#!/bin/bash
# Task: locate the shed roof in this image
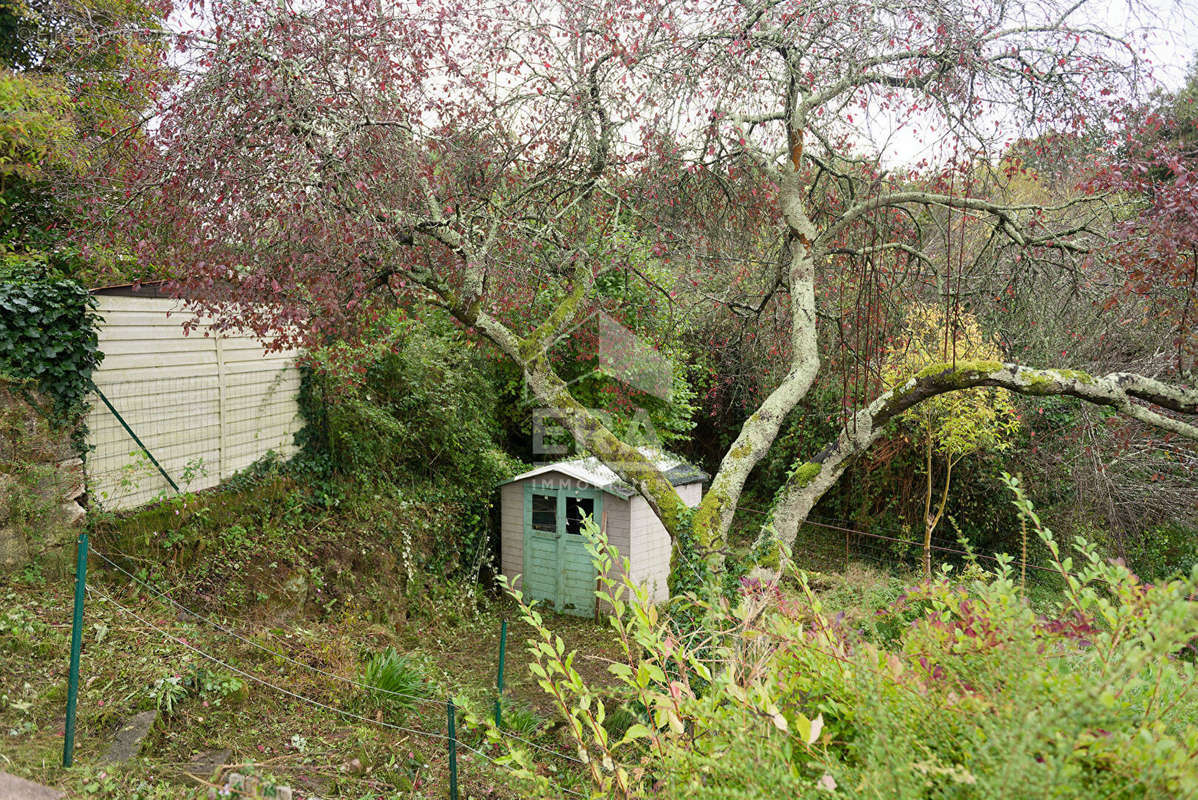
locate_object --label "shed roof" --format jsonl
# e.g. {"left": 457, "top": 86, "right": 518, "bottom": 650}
{"left": 90, "top": 280, "right": 172, "bottom": 298}
{"left": 501, "top": 449, "right": 707, "bottom": 499}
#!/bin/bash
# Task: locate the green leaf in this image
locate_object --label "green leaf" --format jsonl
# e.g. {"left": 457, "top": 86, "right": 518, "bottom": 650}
{"left": 608, "top": 663, "right": 633, "bottom": 680}
{"left": 618, "top": 723, "right": 652, "bottom": 746}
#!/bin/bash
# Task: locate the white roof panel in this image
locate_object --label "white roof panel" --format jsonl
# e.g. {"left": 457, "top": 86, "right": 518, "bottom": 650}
{"left": 501, "top": 448, "right": 707, "bottom": 498}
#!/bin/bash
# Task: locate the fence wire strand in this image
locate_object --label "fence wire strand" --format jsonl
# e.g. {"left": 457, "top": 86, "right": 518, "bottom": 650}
{"left": 79, "top": 502, "right": 1096, "bottom": 800}
{"left": 88, "top": 546, "right": 446, "bottom": 711}
{"left": 87, "top": 584, "right": 454, "bottom": 741}
{"left": 85, "top": 585, "right": 587, "bottom": 798}
{"left": 88, "top": 546, "right": 589, "bottom": 775}
{"left": 735, "top": 504, "right": 1062, "bottom": 575}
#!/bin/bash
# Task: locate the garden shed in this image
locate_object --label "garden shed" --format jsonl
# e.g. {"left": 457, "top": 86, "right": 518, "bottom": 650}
{"left": 498, "top": 451, "right": 706, "bottom": 616}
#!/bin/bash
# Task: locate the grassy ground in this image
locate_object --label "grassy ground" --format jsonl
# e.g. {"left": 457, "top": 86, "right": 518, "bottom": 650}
{"left": 1, "top": 568, "right": 620, "bottom": 799}
{"left": 0, "top": 472, "right": 623, "bottom": 800}
{"left": 3, "top": 463, "right": 1081, "bottom": 799}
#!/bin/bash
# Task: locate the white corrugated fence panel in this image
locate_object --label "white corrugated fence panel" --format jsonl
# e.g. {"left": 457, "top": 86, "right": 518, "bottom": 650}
{"left": 85, "top": 295, "right": 303, "bottom": 510}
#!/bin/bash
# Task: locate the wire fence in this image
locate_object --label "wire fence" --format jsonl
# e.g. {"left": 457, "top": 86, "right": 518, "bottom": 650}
{"left": 67, "top": 501, "right": 1078, "bottom": 798}
{"left": 85, "top": 372, "right": 301, "bottom": 512}
{"left": 805, "top": 514, "right": 1060, "bottom": 575}
{"left": 736, "top": 503, "right": 1062, "bottom": 579}
{"left": 77, "top": 543, "right": 588, "bottom": 799}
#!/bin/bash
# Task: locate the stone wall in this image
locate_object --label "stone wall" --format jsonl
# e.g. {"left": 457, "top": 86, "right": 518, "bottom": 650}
{"left": 0, "top": 382, "right": 84, "bottom": 573}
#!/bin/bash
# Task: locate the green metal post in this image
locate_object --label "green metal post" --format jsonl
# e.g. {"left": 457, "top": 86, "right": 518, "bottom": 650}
{"left": 447, "top": 697, "right": 459, "bottom": 800}
{"left": 90, "top": 383, "right": 179, "bottom": 493}
{"left": 494, "top": 619, "right": 507, "bottom": 728}
{"left": 62, "top": 531, "right": 88, "bottom": 767}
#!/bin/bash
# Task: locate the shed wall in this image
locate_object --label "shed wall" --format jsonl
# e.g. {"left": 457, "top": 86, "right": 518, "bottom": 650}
{"left": 628, "top": 480, "right": 703, "bottom": 605}
{"left": 85, "top": 295, "right": 302, "bottom": 510}
{"left": 675, "top": 482, "right": 703, "bottom": 507}
{"left": 499, "top": 482, "right": 524, "bottom": 583}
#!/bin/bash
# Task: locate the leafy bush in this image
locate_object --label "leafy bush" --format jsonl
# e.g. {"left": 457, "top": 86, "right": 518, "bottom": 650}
{"left": 0, "top": 274, "right": 100, "bottom": 429}
{"left": 304, "top": 311, "right": 510, "bottom": 485}
{"left": 495, "top": 481, "right": 1198, "bottom": 799}
{"left": 183, "top": 665, "right": 248, "bottom": 707}
{"left": 149, "top": 675, "right": 186, "bottom": 716}
{"left": 1123, "top": 520, "right": 1198, "bottom": 583}
{"left": 149, "top": 664, "right": 247, "bottom": 716}
{"left": 361, "top": 647, "right": 430, "bottom": 720}
{"left": 298, "top": 311, "right": 521, "bottom": 576}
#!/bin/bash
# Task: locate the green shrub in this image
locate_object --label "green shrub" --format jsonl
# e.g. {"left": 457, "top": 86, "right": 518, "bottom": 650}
{"left": 149, "top": 664, "right": 247, "bottom": 716}
{"left": 305, "top": 310, "right": 510, "bottom": 486}
{"left": 0, "top": 274, "right": 100, "bottom": 429}
{"left": 361, "top": 647, "right": 430, "bottom": 719}
{"left": 183, "top": 665, "right": 248, "bottom": 707}
{"left": 299, "top": 311, "right": 522, "bottom": 576}
{"left": 1124, "top": 521, "right": 1198, "bottom": 583}
{"left": 496, "top": 483, "right": 1198, "bottom": 799}
{"left": 149, "top": 675, "right": 186, "bottom": 716}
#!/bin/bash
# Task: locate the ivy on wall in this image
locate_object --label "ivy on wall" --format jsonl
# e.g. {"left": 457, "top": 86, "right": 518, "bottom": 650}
{"left": 0, "top": 274, "right": 101, "bottom": 429}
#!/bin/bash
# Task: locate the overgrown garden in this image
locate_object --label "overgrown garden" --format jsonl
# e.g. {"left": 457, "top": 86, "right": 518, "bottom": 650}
{"left": 1, "top": 0, "right": 1196, "bottom": 796}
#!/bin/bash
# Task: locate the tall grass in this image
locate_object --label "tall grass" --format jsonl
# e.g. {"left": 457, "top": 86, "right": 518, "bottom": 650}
{"left": 361, "top": 647, "right": 430, "bottom": 719}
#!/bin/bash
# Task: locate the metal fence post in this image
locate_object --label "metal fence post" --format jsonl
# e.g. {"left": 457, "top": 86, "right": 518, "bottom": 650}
{"left": 62, "top": 530, "right": 88, "bottom": 767}
{"left": 447, "top": 697, "right": 459, "bottom": 800}
{"left": 90, "top": 383, "right": 179, "bottom": 494}
{"left": 494, "top": 619, "right": 507, "bottom": 728}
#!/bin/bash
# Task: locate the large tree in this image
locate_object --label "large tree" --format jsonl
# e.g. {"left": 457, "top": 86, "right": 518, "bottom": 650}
{"left": 1, "top": 0, "right": 167, "bottom": 267}
{"left": 105, "top": 0, "right": 1198, "bottom": 583}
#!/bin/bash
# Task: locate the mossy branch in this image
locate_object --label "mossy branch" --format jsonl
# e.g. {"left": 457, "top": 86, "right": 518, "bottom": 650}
{"left": 758, "top": 362, "right": 1198, "bottom": 564}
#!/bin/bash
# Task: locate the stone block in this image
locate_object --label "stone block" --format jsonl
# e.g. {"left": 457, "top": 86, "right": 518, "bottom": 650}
{"left": 58, "top": 501, "right": 85, "bottom": 526}
{"left": 0, "top": 526, "right": 29, "bottom": 569}
{"left": 100, "top": 710, "right": 158, "bottom": 763}
{"left": 0, "top": 771, "right": 65, "bottom": 800}
{"left": 56, "top": 458, "right": 85, "bottom": 501}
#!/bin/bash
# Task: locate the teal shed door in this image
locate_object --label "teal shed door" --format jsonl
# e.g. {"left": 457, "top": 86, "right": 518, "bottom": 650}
{"left": 523, "top": 485, "right": 601, "bottom": 617}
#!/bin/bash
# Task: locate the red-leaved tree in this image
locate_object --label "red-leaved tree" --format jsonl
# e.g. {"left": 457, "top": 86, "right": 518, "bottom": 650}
{"left": 96, "top": 0, "right": 1198, "bottom": 582}
{"left": 1085, "top": 115, "right": 1198, "bottom": 375}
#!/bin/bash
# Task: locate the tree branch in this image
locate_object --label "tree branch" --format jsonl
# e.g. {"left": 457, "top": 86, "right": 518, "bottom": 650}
{"left": 759, "top": 363, "right": 1198, "bottom": 558}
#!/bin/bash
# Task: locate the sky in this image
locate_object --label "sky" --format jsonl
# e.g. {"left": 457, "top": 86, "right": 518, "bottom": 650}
{"left": 167, "top": 0, "right": 1198, "bottom": 82}
{"left": 1113, "top": 0, "right": 1196, "bottom": 89}
{"left": 866, "top": 0, "right": 1198, "bottom": 167}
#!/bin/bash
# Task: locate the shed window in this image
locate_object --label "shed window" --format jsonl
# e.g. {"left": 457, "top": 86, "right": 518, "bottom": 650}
{"left": 565, "top": 496, "right": 595, "bottom": 535}
{"left": 531, "top": 493, "right": 557, "bottom": 532}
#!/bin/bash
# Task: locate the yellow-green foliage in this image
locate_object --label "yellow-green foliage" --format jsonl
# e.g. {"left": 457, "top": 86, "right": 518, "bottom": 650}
{"left": 884, "top": 304, "right": 1020, "bottom": 458}
{"left": 1, "top": 0, "right": 167, "bottom": 134}
{"left": 0, "top": 69, "right": 78, "bottom": 181}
